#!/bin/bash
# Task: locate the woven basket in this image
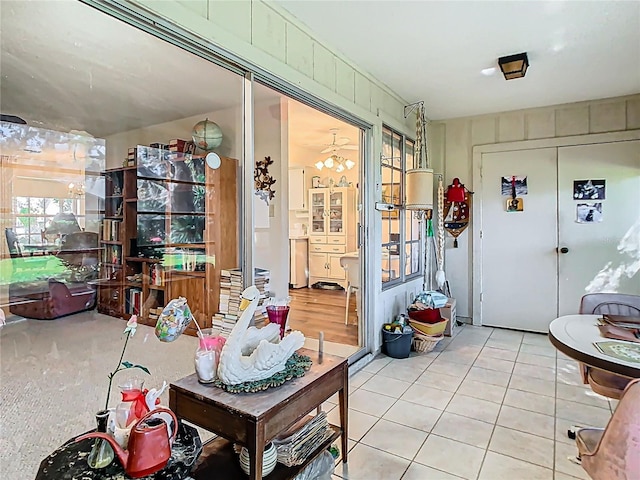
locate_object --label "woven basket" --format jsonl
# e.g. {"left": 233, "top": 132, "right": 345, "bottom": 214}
{"left": 412, "top": 333, "right": 444, "bottom": 353}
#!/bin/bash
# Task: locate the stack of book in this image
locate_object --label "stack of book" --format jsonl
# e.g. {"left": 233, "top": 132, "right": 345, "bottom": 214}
{"left": 211, "top": 313, "right": 239, "bottom": 338}
{"left": 148, "top": 307, "right": 163, "bottom": 324}
{"left": 271, "top": 412, "right": 332, "bottom": 467}
{"left": 215, "top": 268, "right": 271, "bottom": 334}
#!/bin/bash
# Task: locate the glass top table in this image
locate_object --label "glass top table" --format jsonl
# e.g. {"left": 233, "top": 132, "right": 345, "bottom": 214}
{"left": 549, "top": 314, "right": 640, "bottom": 378}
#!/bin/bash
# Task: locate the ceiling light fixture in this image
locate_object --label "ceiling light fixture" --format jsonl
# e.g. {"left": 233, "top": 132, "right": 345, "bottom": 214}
{"left": 498, "top": 52, "right": 529, "bottom": 80}
{"left": 315, "top": 154, "right": 355, "bottom": 172}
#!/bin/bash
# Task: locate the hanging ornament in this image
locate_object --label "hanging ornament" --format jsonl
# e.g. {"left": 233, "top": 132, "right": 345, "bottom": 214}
{"left": 443, "top": 178, "right": 473, "bottom": 248}
{"left": 435, "top": 176, "right": 446, "bottom": 288}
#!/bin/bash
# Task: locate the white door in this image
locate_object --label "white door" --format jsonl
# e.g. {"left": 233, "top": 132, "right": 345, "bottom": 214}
{"left": 480, "top": 148, "right": 559, "bottom": 332}
{"left": 557, "top": 141, "right": 640, "bottom": 315}
{"left": 480, "top": 141, "right": 640, "bottom": 332}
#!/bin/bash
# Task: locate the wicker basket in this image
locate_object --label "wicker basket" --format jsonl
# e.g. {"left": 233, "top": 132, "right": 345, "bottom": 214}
{"left": 412, "top": 333, "right": 444, "bottom": 353}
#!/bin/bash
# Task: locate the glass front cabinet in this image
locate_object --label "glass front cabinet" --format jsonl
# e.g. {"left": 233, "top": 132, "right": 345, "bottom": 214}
{"left": 307, "top": 187, "right": 357, "bottom": 288}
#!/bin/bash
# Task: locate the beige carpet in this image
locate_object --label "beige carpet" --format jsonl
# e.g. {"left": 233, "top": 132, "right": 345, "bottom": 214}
{"left": 0, "top": 310, "right": 198, "bottom": 480}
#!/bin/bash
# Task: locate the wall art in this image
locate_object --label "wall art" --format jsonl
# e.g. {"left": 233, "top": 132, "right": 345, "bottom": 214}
{"left": 506, "top": 198, "right": 524, "bottom": 212}
{"left": 501, "top": 175, "right": 528, "bottom": 196}
{"left": 574, "top": 179, "right": 605, "bottom": 200}
{"left": 576, "top": 202, "right": 603, "bottom": 223}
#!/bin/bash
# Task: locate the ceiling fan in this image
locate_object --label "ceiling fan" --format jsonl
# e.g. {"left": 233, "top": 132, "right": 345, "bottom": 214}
{"left": 318, "top": 129, "right": 358, "bottom": 154}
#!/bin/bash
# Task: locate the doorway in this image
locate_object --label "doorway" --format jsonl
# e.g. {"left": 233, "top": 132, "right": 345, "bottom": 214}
{"left": 251, "top": 84, "right": 364, "bottom": 356}
{"left": 478, "top": 139, "right": 640, "bottom": 332}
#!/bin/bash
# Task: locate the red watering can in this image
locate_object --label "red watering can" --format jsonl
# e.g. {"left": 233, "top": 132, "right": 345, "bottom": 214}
{"left": 76, "top": 407, "right": 177, "bottom": 478}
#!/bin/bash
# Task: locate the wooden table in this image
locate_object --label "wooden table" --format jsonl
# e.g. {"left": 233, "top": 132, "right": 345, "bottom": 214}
{"left": 549, "top": 314, "right": 640, "bottom": 378}
{"left": 169, "top": 348, "right": 348, "bottom": 479}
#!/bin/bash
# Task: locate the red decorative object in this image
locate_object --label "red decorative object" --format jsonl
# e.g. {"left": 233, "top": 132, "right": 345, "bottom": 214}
{"left": 446, "top": 178, "right": 466, "bottom": 203}
{"left": 266, "top": 305, "right": 290, "bottom": 339}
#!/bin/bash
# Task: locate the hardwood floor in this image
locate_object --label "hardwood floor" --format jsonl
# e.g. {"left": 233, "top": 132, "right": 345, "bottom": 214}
{"left": 287, "top": 287, "right": 359, "bottom": 346}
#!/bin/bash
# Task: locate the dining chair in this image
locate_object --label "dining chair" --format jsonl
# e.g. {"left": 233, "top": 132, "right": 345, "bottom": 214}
{"left": 577, "top": 293, "right": 640, "bottom": 399}
{"left": 571, "top": 378, "right": 640, "bottom": 480}
{"left": 339, "top": 255, "right": 359, "bottom": 325}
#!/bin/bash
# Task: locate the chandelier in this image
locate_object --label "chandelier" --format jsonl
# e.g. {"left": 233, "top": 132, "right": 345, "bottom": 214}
{"left": 68, "top": 182, "right": 85, "bottom": 197}
{"left": 314, "top": 154, "right": 355, "bottom": 173}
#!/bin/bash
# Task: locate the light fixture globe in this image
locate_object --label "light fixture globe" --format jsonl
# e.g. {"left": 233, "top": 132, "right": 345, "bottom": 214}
{"left": 324, "top": 156, "right": 335, "bottom": 168}
{"left": 315, "top": 160, "right": 324, "bottom": 170}
{"left": 345, "top": 159, "right": 355, "bottom": 170}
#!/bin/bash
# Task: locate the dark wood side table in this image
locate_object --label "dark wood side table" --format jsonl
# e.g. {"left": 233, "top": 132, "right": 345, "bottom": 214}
{"left": 169, "top": 348, "right": 348, "bottom": 480}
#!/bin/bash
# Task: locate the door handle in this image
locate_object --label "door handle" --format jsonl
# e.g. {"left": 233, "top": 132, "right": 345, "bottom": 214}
{"left": 558, "top": 247, "right": 569, "bottom": 254}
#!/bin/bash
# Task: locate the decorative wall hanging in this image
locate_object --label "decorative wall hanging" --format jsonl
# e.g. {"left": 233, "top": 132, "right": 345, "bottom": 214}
{"left": 254, "top": 156, "right": 276, "bottom": 203}
{"left": 501, "top": 175, "right": 528, "bottom": 196}
{"left": 503, "top": 175, "right": 525, "bottom": 212}
{"left": 574, "top": 179, "right": 605, "bottom": 200}
{"left": 576, "top": 202, "right": 603, "bottom": 223}
{"left": 443, "top": 178, "right": 473, "bottom": 248}
{"left": 506, "top": 198, "right": 524, "bottom": 212}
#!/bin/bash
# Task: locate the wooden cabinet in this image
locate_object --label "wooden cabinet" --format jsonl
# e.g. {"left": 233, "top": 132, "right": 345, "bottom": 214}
{"left": 97, "top": 146, "right": 238, "bottom": 334}
{"left": 288, "top": 168, "right": 306, "bottom": 210}
{"left": 307, "top": 187, "right": 356, "bottom": 289}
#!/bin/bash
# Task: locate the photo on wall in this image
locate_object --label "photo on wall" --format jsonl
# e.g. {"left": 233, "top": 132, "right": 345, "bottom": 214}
{"left": 501, "top": 175, "right": 528, "bottom": 196}
{"left": 506, "top": 197, "right": 524, "bottom": 212}
{"left": 576, "top": 202, "right": 603, "bottom": 223}
{"left": 574, "top": 179, "right": 605, "bottom": 200}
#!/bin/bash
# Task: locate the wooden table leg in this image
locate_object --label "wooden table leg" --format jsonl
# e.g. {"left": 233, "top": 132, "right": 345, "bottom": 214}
{"left": 338, "top": 363, "right": 349, "bottom": 463}
{"left": 247, "top": 420, "right": 265, "bottom": 480}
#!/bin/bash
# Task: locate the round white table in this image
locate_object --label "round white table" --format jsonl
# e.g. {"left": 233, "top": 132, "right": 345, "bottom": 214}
{"left": 549, "top": 314, "right": 640, "bottom": 378}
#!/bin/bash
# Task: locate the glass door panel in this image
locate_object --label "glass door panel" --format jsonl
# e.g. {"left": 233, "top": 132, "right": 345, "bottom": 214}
{"left": 329, "top": 191, "right": 344, "bottom": 234}
{"left": 311, "top": 191, "right": 326, "bottom": 234}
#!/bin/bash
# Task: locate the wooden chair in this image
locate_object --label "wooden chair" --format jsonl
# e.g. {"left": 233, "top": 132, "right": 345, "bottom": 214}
{"left": 572, "top": 378, "right": 640, "bottom": 480}
{"left": 578, "top": 293, "right": 640, "bottom": 399}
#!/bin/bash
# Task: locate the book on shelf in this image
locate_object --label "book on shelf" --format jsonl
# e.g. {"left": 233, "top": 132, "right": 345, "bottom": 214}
{"left": 125, "top": 288, "right": 142, "bottom": 315}
{"left": 150, "top": 263, "right": 165, "bottom": 286}
{"left": 101, "top": 245, "right": 122, "bottom": 265}
{"left": 102, "top": 219, "right": 121, "bottom": 242}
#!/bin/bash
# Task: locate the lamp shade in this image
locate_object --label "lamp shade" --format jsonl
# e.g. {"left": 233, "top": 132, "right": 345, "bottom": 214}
{"left": 405, "top": 168, "right": 434, "bottom": 210}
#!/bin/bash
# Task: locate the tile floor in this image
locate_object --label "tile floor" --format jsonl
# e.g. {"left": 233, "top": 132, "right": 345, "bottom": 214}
{"left": 1, "top": 312, "right": 613, "bottom": 479}
{"left": 325, "top": 325, "right": 614, "bottom": 480}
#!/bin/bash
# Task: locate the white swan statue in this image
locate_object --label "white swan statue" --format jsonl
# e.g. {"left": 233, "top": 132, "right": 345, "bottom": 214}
{"left": 217, "top": 286, "right": 305, "bottom": 385}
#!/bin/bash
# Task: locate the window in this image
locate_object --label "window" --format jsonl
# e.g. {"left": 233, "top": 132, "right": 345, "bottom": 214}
{"left": 12, "top": 196, "right": 80, "bottom": 244}
{"left": 381, "top": 126, "right": 422, "bottom": 287}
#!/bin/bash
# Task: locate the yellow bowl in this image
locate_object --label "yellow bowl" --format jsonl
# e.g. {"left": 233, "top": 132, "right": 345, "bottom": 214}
{"left": 409, "top": 318, "right": 448, "bottom": 336}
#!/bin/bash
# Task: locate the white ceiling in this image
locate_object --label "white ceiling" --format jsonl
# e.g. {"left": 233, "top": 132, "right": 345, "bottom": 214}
{"left": 276, "top": 1, "right": 640, "bottom": 120}
{"left": 0, "top": 0, "right": 246, "bottom": 137}
{"left": 0, "top": 0, "right": 358, "bottom": 163}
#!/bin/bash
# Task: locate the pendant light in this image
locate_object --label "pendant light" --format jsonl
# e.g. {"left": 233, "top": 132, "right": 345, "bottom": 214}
{"left": 405, "top": 103, "right": 434, "bottom": 210}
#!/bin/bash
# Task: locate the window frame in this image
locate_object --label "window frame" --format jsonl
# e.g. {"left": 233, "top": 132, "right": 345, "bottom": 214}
{"left": 12, "top": 196, "right": 81, "bottom": 244}
{"left": 381, "top": 125, "right": 422, "bottom": 289}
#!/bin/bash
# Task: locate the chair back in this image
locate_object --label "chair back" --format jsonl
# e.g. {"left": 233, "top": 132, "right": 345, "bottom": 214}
{"left": 581, "top": 378, "right": 640, "bottom": 479}
{"left": 339, "top": 255, "right": 360, "bottom": 289}
{"left": 5, "top": 228, "right": 22, "bottom": 257}
{"left": 579, "top": 293, "right": 640, "bottom": 316}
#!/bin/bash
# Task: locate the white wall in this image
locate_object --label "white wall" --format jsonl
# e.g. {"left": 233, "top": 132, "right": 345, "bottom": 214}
{"left": 431, "top": 94, "right": 640, "bottom": 320}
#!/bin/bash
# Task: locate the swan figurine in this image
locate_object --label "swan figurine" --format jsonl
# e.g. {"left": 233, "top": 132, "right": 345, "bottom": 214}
{"left": 217, "top": 286, "right": 305, "bottom": 385}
